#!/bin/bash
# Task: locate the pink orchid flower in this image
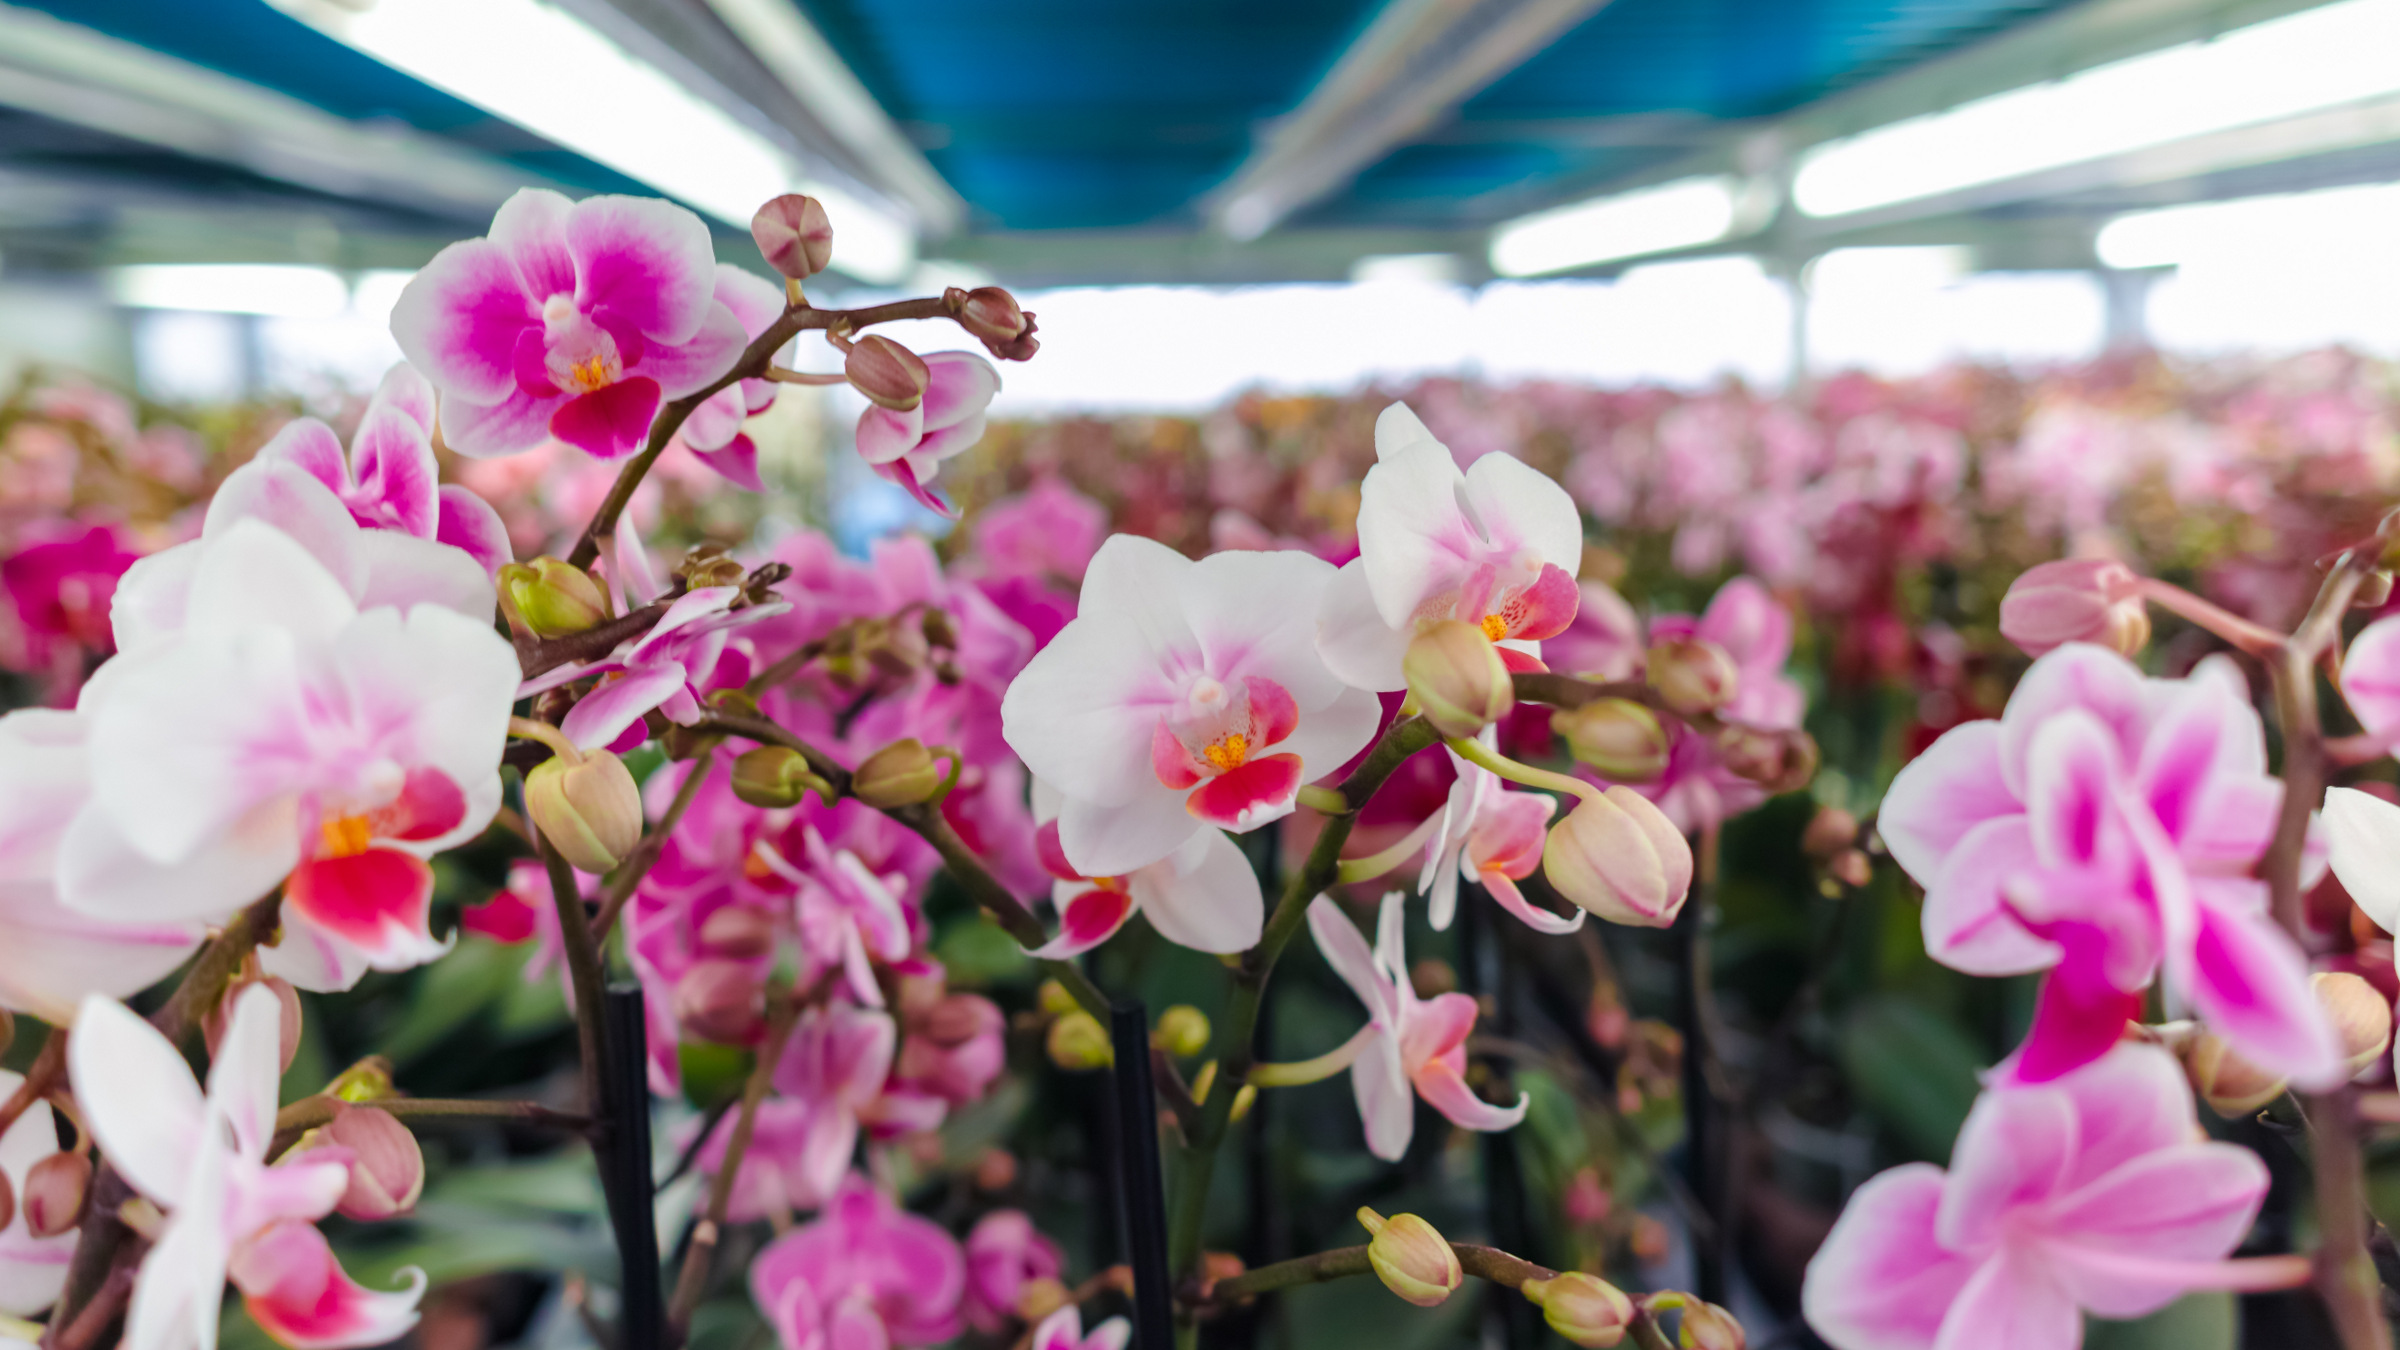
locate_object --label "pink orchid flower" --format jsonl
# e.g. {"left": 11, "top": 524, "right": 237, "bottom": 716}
{"left": 859, "top": 351, "right": 1001, "bottom": 518}
{"left": 1616, "top": 576, "right": 1807, "bottom": 833}
{"left": 962, "top": 1210, "right": 1062, "bottom": 1334}
{"left": 1417, "top": 750, "right": 1581, "bottom": 936}
{"left": 393, "top": 188, "right": 746, "bottom": 460}
{"left": 1880, "top": 644, "right": 2338, "bottom": 1087}
{"left": 1029, "top": 1306, "right": 1130, "bottom": 1350}
{"left": 1022, "top": 788, "right": 1263, "bottom": 958}
{"left": 1803, "top": 1043, "right": 2282, "bottom": 1350}
{"left": 254, "top": 364, "right": 512, "bottom": 576}
{"left": 2338, "top": 613, "right": 2400, "bottom": 756}
{"left": 1307, "top": 894, "right": 1528, "bottom": 1161}
{"left": 0, "top": 1069, "right": 74, "bottom": 1315}
{"left": 1, "top": 521, "right": 139, "bottom": 698}
{"left": 750, "top": 1175, "right": 966, "bottom": 1350}
{"left": 676, "top": 267, "right": 789, "bottom": 491}
{"left": 72, "top": 987, "right": 423, "bottom": 1350}
{"left": 1317, "top": 403, "right": 1583, "bottom": 692}
{"left": 757, "top": 824, "right": 919, "bottom": 1008}
{"left": 61, "top": 522, "right": 520, "bottom": 992}
{"left": 697, "top": 1004, "right": 896, "bottom": 1219}
{"left": 894, "top": 994, "right": 1005, "bottom": 1107}
{"left": 1002, "top": 535, "right": 1382, "bottom": 877}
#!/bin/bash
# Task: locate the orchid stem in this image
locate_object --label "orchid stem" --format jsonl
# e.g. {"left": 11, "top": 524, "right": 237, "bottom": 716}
{"left": 2135, "top": 578, "right": 2288, "bottom": 658}
{"left": 1334, "top": 811, "right": 1445, "bottom": 885}
{"left": 540, "top": 835, "right": 609, "bottom": 1116}
{"left": 591, "top": 748, "right": 717, "bottom": 942}
{"left": 509, "top": 716, "right": 584, "bottom": 765}
{"left": 667, "top": 988, "right": 799, "bottom": 1336}
{"left": 1446, "top": 735, "right": 1602, "bottom": 806}
{"left": 1247, "top": 1027, "right": 1372, "bottom": 1088}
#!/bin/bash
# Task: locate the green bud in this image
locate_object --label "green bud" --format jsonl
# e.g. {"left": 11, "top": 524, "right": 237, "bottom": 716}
{"left": 526, "top": 749, "right": 643, "bottom": 873}
{"left": 1403, "top": 619, "right": 1513, "bottom": 738}
{"left": 1153, "top": 1005, "right": 1211, "bottom": 1058}
{"left": 501, "top": 557, "right": 610, "bottom": 638}
{"left": 1522, "top": 1273, "right": 1634, "bottom": 1348}
{"left": 730, "top": 745, "right": 830, "bottom": 808}
{"left": 1045, "top": 1011, "right": 1113, "bottom": 1070}
{"left": 1358, "top": 1208, "right": 1461, "bottom": 1307}
{"left": 1553, "top": 699, "right": 1669, "bottom": 782}
{"left": 852, "top": 739, "right": 945, "bottom": 808}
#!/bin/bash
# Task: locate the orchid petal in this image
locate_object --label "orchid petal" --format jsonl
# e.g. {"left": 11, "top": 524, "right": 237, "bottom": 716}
{"left": 1412, "top": 1059, "right": 1527, "bottom": 1133}
{"left": 1133, "top": 828, "right": 1263, "bottom": 953}
{"left": 389, "top": 237, "right": 531, "bottom": 407}
{"left": 69, "top": 994, "right": 204, "bottom": 1204}
{"left": 2325, "top": 786, "right": 2400, "bottom": 934}
{"left": 1802, "top": 1165, "right": 1974, "bottom": 1350}
{"left": 1879, "top": 721, "right": 2014, "bottom": 888}
{"left": 1353, "top": 1027, "right": 1414, "bottom": 1161}
{"left": 434, "top": 486, "right": 513, "bottom": 575}
{"left": 1315, "top": 557, "right": 1411, "bottom": 692}
{"left": 233, "top": 1220, "right": 425, "bottom": 1350}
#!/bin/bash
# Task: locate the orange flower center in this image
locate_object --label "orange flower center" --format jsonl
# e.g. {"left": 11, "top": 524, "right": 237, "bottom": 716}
{"left": 319, "top": 813, "right": 373, "bottom": 859}
{"left": 1479, "top": 613, "right": 1509, "bottom": 641}
{"left": 1201, "top": 732, "right": 1249, "bottom": 773}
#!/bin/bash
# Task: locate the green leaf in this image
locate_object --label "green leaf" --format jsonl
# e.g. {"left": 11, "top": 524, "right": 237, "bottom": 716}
{"left": 934, "top": 916, "right": 1032, "bottom": 987}
{"left": 2086, "top": 1292, "right": 2236, "bottom": 1350}
{"left": 377, "top": 936, "right": 534, "bottom": 1065}
{"left": 1837, "top": 995, "right": 1984, "bottom": 1160}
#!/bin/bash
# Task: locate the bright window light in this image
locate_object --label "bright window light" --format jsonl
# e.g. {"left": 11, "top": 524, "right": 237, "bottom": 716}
{"left": 264, "top": 0, "right": 915, "bottom": 282}
{"left": 111, "top": 265, "right": 349, "bottom": 318}
{"left": 1805, "top": 248, "right": 2105, "bottom": 376}
{"left": 1794, "top": 0, "right": 2400, "bottom": 217}
{"left": 350, "top": 269, "right": 418, "bottom": 326}
{"left": 2096, "top": 181, "right": 2400, "bottom": 269}
{"left": 1489, "top": 177, "right": 1740, "bottom": 278}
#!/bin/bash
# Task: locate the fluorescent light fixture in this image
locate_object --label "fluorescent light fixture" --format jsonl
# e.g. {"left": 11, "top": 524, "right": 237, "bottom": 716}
{"left": 2096, "top": 181, "right": 2400, "bottom": 269}
{"left": 1489, "top": 177, "right": 1740, "bottom": 278}
{"left": 1795, "top": 0, "right": 2400, "bottom": 218}
{"left": 1350, "top": 253, "right": 1463, "bottom": 285}
{"left": 263, "top": 0, "right": 915, "bottom": 282}
{"left": 111, "top": 265, "right": 349, "bottom": 318}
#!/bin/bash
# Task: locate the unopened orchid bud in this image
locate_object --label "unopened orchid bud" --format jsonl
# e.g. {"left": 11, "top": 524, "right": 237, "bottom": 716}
{"left": 752, "top": 194, "right": 833, "bottom": 280}
{"left": 1201, "top": 1251, "right": 1248, "bottom": 1299}
{"left": 1046, "top": 1011, "right": 1113, "bottom": 1070}
{"left": 954, "top": 286, "right": 1028, "bottom": 344}
{"left": 1717, "top": 725, "right": 1819, "bottom": 794}
{"left": 310, "top": 1105, "right": 424, "bottom": 1221}
{"left": 852, "top": 738, "right": 946, "bottom": 808}
{"left": 2314, "top": 971, "right": 2393, "bottom": 1075}
{"left": 1676, "top": 1300, "right": 1745, "bottom": 1350}
{"left": 697, "top": 905, "right": 777, "bottom": 961}
{"left": 730, "top": 745, "right": 828, "bottom": 809}
{"left": 973, "top": 1147, "right": 1018, "bottom": 1192}
{"left": 1357, "top": 1208, "right": 1461, "bottom": 1307}
{"left": 1544, "top": 787, "right": 1694, "bottom": 928}
{"left": 1015, "top": 1277, "right": 1070, "bottom": 1324}
{"left": 1554, "top": 699, "right": 1668, "bottom": 782}
{"left": 1646, "top": 638, "right": 1739, "bottom": 717}
{"left": 1154, "top": 1005, "right": 1211, "bottom": 1058}
{"left": 526, "top": 749, "right": 643, "bottom": 874}
{"left": 22, "top": 1151, "right": 88, "bottom": 1238}
{"left": 1405, "top": 620, "right": 1514, "bottom": 738}
{"left": 0, "top": 1169, "right": 14, "bottom": 1232}
{"left": 327, "top": 1057, "right": 395, "bottom": 1103}
{"left": 673, "top": 961, "right": 765, "bottom": 1044}
{"left": 1522, "top": 1273, "right": 1634, "bottom": 1348}
{"left": 500, "top": 557, "right": 610, "bottom": 639}
{"left": 1828, "top": 849, "right": 1872, "bottom": 888}
{"left": 1037, "top": 980, "right": 1080, "bottom": 1017}
{"left": 677, "top": 551, "right": 748, "bottom": 591}
{"left": 1998, "top": 558, "right": 2149, "bottom": 658}
{"left": 846, "top": 335, "right": 930, "bottom": 412}
{"left": 2180, "top": 1030, "right": 2287, "bottom": 1115}
{"left": 205, "top": 975, "right": 303, "bottom": 1071}
{"left": 2357, "top": 570, "right": 2396, "bottom": 609}
{"left": 1801, "top": 806, "right": 1859, "bottom": 860}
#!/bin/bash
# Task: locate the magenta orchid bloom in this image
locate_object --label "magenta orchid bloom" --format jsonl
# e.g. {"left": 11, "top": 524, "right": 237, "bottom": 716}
{"left": 1, "top": 520, "right": 139, "bottom": 696}
{"left": 1029, "top": 1306, "right": 1131, "bottom": 1350}
{"left": 1307, "top": 894, "right": 1528, "bottom": 1161}
{"left": 1418, "top": 748, "right": 1581, "bottom": 936}
{"left": 1316, "top": 403, "right": 1583, "bottom": 692}
{"left": 859, "top": 351, "right": 1001, "bottom": 518}
{"left": 61, "top": 522, "right": 519, "bottom": 992}
{"left": 1002, "top": 534, "right": 1382, "bottom": 877}
{"left": 254, "top": 364, "right": 512, "bottom": 575}
{"left": 393, "top": 189, "right": 745, "bottom": 461}
{"left": 698, "top": 1004, "right": 896, "bottom": 1219}
{"left": 962, "top": 1210, "right": 1062, "bottom": 1334}
{"left": 1803, "top": 1043, "right": 2282, "bottom": 1350}
{"left": 750, "top": 1175, "right": 966, "bottom": 1350}
{"left": 72, "top": 987, "right": 424, "bottom": 1350}
{"left": 1880, "top": 644, "right": 2339, "bottom": 1087}
{"left": 1023, "top": 792, "right": 1263, "bottom": 958}
{"left": 677, "top": 267, "right": 789, "bottom": 491}
{"left": 0, "top": 1069, "right": 74, "bottom": 1314}
{"left": 762, "top": 824, "right": 919, "bottom": 1008}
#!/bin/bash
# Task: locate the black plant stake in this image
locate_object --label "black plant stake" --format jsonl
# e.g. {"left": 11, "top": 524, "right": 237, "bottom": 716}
{"left": 600, "top": 983, "right": 665, "bottom": 1350}
{"left": 1109, "top": 1002, "right": 1176, "bottom": 1350}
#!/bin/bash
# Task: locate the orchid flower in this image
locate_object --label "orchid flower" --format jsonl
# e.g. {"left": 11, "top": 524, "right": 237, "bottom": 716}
{"left": 1, "top": 521, "right": 139, "bottom": 698}
{"left": 962, "top": 1210, "right": 1062, "bottom": 1334}
{"left": 1029, "top": 1306, "right": 1131, "bottom": 1350}
{"left": 697, "top": 1004, "right": 896, "bottom": 1219}
{"left": 1606, "top": 576, "right": 1807, "bottom": 834}
{"left": 71, "top": 987, "right": 424, "bottom": 1350}
{"left": 1880, "top": 644, "right": 2338, "bottom": 1086}
{"left": 1002, "top": 534, "right": 1382, "bottom": 877}
{"left": 859, "top": 351, "right": 1000, "bottom": 518}
{"left": 1316, "top": 403, "right": 1583, "bottom": 692}
{"left": 61, "top": 521, "right": 520, "bottom": 992}
{"left": 1417, "top": 748, "right": 1582, "bottom": 936}
{"left": 677, "top": 267, "right": 789, "bottom": 491}
{"left": 1022, "top": 780, "right": 1263, "bottom": 957}
{"left": 253, "top": 363, "right": 512, "bottom": 575}
{"left": 0, "top": 1070, "right": 73, "bottom": 1315}
{"left": 393, "top": 188, "right": 746, "bottom": 460}
{"left": 520, "top": 532, "right": 786, "bottom": 751}
{"left": 750, "top": 1175, "right": 966, "bottom": 1350}
{"left": 1301, "top": 894, "right": 1527, "bottom": 1162}
{"left": 759, "top": 825, "right": 919, "bottom": 1008}
{"left": 1803, "top": 1043, "right": 2288, "bottom": 1350}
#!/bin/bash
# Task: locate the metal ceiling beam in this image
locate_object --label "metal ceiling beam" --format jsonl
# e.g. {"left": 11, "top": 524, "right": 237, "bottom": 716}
{"left": 1206, "top": 0, "right": 1617, "bottom": 241}
{"left": 0, "top": 1, "right": 554, "bottom": 221}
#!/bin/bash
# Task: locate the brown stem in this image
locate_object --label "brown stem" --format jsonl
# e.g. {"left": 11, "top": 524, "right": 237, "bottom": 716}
{"left": 150, "top": 892, "right": 284, "bottom": 1046}
{"left": 2136, "top": 578, "right": 2289, "bottom": 658}
{"left": 0, "top": 1033, "right": 66, "bottom": 1146}
{"left": 666, "top": 992, "right": 800, "bottom": 1333}
{"left": 542, "top": 836, "right": 610, "bottom": 1116}
{"left": 591, "top": 747, "right": 718, "bottom": 942}
{"left": 49, "top": 1263, "right": 133, "bottom": 1350}
{"left": 273, "top": 1095, "right": 592, "bottom": 1137}
{"left": 518, "top": 601, "right": 676, "bottom": 682}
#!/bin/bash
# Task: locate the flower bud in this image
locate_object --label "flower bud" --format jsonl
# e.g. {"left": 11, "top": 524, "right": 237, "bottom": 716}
{"left": 526, "top": 749, "right": 643, "bottom": 874}
{"left": 954, "top": 286, "right": 1028, "bottom": 344}
{"left": 1015, "top": 1277, "right": 1070, "bottom": 1325}
{"left": 1800, "top": 806, "right": 1859, "bottom": 860}
{"left": 2357, "top": 570, "right": 2396, "bottom": 610}
{"left": 1521, "top": 1273, "right": 1634, "bottom": 1348}
{"left": 0, "top": 1169, "right": 14, "bottom": 1232}
{"left": 846, "top": 336, "right": 930, "bottom": 412}
{"left": 22, "top": 1151, "right": 88, "bottom": 1238}
{"left": 205, "top": 975, "right": 303, "bottom": 1071}
{"left": 1717, "top": 724, "right": 1820, "bottom": 794}
{"left": 500, "top": 558, "right": 611, "bottom": 639}
{"left": 1357, "top": 1208, "right": 1461, "bottom": 1307}
{"left": 973, "top": 1147, "right": 1018, "bottom": 1192}
{"left": 1404, "top": 620, "right": 1514, "bottom": 738}
{"left": 327, "top": 1057, "right": 396, "bottom": 1103}
{"left": 1646, "top": 638, "right": 1739, "bottom": 718}
{"left": 673, "top": 960, "right": 766, "bottom": 1044}
{"left": 2314, "top": 970, "right": 2393, "bottom": 1075}
{"left": 1200, "top": 1251, "right": 1247, "bottom": 1300}
{"left": 1998, "top": 558, "right": 2149, "bottom": 659}
{"left": 730, "top": 745, "right": 828, "bottom": 809}
{"left": 697, "top": 905, "right": 777, "bottom": 961}
{"left": 313, "top": 1105, "right": 424, "bottom": 1221}
{"left": 1676, "top": 1300, "right": 1745, "bottom": 1350}
{"left": 1828, "top": 849, "right": 1872, "bottom": 888}
{"left": 752, "top": 194, "right": 833, "bottom": 280}
{"left": 1037, "top": 980, "right": 1081, "bottom": 1017}
{"left": 1153, "top": 1005, "right": 1211, "bottom": 1058}
{"left": 1553, "top": 699, "right": 1669, "bottom": 782}
{"left": 1046, "top": 1011, "right": 1113, "bottom": 1070}
{"left": 852, "top": 739, "right": 945, "bottom": 808}
{"left": 1544, "top": 787, "right": 1694, "bottom": 928}
{"left": 2179, "top": 1030, "right": 2287, "bottom": 1115}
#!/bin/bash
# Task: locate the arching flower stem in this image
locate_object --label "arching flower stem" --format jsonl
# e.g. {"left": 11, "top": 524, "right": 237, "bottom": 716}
{"left": 1445, "top": 735, "right": 1603, "bottom": 807}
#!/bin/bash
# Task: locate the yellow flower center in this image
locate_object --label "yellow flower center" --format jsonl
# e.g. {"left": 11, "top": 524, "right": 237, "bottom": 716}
{"left": 319, "top": 813, "right": 373, "bottom": 859}
{"left": 1480, "top": 613, "right": 1509, "bottom": 641}
{"left": 1201, "top": 732, "right": 1249, "bottom": 773}
{"left": 565, "top": 354, "right": 618, "bottom": 393}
